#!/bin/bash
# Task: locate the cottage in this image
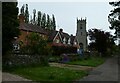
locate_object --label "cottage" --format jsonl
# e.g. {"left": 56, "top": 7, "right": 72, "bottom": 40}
{"left": 13, "top": 14, "right": 79, "bottom": 51}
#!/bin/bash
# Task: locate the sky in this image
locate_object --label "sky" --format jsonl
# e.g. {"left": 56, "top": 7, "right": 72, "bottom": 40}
{"left": 17, "top": 1, "right": 115, "bottom": 36}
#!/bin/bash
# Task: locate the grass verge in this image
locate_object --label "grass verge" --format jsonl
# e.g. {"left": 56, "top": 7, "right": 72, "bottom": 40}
{"left": 9, "top": 66, "right": 88, "bottom": 81}
{"left": 67, "top": 57, "right": 105, "bottom": 67}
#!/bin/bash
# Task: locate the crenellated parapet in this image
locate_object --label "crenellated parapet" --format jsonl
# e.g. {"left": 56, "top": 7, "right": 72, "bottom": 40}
{"left": 77, "top": 17, "right": 87, "bottom": 23}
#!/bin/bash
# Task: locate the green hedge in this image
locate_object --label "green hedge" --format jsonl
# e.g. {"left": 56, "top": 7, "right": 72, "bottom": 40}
{"left": 52, "top": 46, "right": 77, "bottom": 55}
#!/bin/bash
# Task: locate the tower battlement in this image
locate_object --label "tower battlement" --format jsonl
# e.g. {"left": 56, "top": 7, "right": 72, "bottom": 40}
{"left": 77, "top": 17, "right": 86, "bottom": 23}
{"left": 76, "top": 17, "right": 87, "bottom": 51}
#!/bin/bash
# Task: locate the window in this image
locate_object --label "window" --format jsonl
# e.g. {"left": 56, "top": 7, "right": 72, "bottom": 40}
{"left": 13, "top": 44, "right": 20, "bottom": 50}
{"left": 80, "top": 27, "right": 82, "bottom": 29}
{"left": 63, "top": 37, "right": 66, "bottom": 44}
{"left": 81, "top": 32, "right": 82, "bottom": 35}
{"left": 68, "top": 38, "right": 71, "bottom": 44}
{"left": 56, "top": 39, "right": 59, "bottom": 43}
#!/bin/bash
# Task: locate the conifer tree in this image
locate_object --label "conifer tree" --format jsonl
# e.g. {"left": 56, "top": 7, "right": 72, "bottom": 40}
{"left": 20, "top": 4, "right": 25, "bottom": 15}
{"left": 33, "top": 9, "right": 36, "bottom": 25}
{"left": 52, "top": 14, "right": 56, "bottom": 30}
{"left": 46, "top": 14, "right": 50, "bottom": 30}
{"left": 37, "top": 11, "right": 42, "bottom": 26}
{"left": 25, "top": 4, "right": 29, "bottom": 23}
{"left": 41, "top": 13, "right": 46, "bottom": 28}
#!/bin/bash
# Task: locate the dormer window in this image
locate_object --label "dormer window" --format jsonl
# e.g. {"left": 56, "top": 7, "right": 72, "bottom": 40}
{"left": 74, "top": 42, "right": 77, "bottom": 45}
{"left": 63, "top": 37, "right": 66, "bottom": 44}
{"left": 68, "top": 38, "right": 71, "bottom": 45}
{"left": 56, "top": 39, "right": 59, "bottom": 43}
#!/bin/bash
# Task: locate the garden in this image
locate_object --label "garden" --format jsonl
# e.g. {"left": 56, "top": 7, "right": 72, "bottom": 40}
{"left": 3, "top": 33, "right": 106, "bottom": 81}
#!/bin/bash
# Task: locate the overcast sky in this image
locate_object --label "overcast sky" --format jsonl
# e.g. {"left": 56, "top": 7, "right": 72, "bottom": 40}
{"left": 18, "top": 2, "right": 115, "bottom": 36}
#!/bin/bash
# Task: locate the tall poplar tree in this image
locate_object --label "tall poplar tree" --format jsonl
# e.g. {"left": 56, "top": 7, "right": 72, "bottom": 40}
{"left": 25, "top": 4, "right": 29, "bottom": 23}
{"left": 41, "top": 13, "right": 46, "bottom": 28}
{"left": 46, "top": 14, "right": 50, "bottom": 30}
{"left": 20, "top": 4, "right": 25, "bottom": 15}
{"left": 52, "top": 14, "right": 56, "bottom": 30}
{"left": 33, "top": 9, "right": 36, "bottom": 25}
{"left": 37, "top": 11, "right": 42, "bottom": 26}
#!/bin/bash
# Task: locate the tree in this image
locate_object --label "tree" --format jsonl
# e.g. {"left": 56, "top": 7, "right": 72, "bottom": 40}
{"left": 24, "top": 32, "right": 52, "bottom": 65}
{"left": 52, "top": 14, "right": 56, "bottom": 30}
{"left": 37, "top": 11, "right": 42, "bottom": 26}
{"left": 20, "top": 4, "right": 25, "bottom": 15}
{"left": 46, "top": 14, "right": 51, "bottom": 30}
{"left": 24, "top": 4, "right": 29, "bottom": 23}
{"left": 41, "top": 13, "right": 46, "bottom": 28}
{"left": 108, "top": 1, "right": 120, "bottom": 42}
{"left": 33, "top": 9, "right": 36, "bottom": 25}
{"left": 88, "top": 29, "right": 115, "bottom": 55}
{"left": 2, "top": 2, "right": 20, "bottom": 55}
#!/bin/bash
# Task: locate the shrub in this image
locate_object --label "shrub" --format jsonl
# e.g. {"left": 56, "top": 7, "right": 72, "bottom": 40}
{"left": 52, "top": 46, "right": 77, "bottom": 55}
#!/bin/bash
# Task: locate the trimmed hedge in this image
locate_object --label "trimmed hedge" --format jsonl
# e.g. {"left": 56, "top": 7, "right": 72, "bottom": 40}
{"left": 52, "top": 46, "right": 77, "bottom": 55}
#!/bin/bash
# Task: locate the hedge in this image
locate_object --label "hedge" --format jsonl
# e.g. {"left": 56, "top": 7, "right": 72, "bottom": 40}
{"left": 52, "top": 46, "right": 77, "bottom": 55}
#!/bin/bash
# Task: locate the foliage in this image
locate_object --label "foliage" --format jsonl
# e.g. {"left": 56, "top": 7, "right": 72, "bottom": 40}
{"left": 88, "top": 29, "right": 115, "bottom": 55}
{"left": 20, "top": 4, "right": 25, "bottom": 15}
{"left": 8, "top": 66, "right": 88, "bottom": 81}
{"left": 2, "top": 2, "right": 20, "bottom": 55}
{"left": 67, "top": 57, "right": 105, "bottom": 67}
{"left": 20, "top": 4, "right": 29, "bottom": 23}
{"left": 18, "top": 32, "right": 52, "bottom": 66}
{"left": 52, "top": 14, "right": 56, "bottom": 30}
{"left": 46, "top": 14, "right": 51, "bottom": 30}
{"left": 33, "top": 9, "right": 36, "bottom": 24}
{"left": 20, "top": 4, "right": 56, "bottom": 30}
{"left": 37, "top": 11, "right": 42, "bottom": 26}
{"left": 52, "top": 46, "right": 77, "bottom": 55}
{"left": 24, "top": 32, "right": 52, "bottom": 55}
{"left": 24, "top": 4, "right": 29, "bottom": 23}
{"left": 108, "top": 1, "right": 120, "bottom": 38}
{"left": 41, "top": 13, "right": 46, "bottom": 28}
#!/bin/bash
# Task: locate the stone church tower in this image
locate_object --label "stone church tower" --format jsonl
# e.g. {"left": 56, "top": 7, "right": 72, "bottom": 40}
{"left": 76, "top": 18, "right": 87, "bottom": 51}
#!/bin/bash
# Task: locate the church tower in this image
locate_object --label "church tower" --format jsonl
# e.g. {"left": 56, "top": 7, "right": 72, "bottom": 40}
{"left": 76, "top": 18, "right": 87, "bottom": 51}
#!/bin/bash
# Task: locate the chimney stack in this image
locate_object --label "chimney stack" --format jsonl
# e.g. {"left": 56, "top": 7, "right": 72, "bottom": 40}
{"left": 18, "top": 14, "right": 25, "bottom": 23}
{"left": 59, "top": 28, "right": 63, "bottom": 32}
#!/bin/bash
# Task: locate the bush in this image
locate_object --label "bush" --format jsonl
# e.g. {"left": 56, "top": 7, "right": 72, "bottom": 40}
{"left": 52, "top": 46, "right": 77, "bottom": 55}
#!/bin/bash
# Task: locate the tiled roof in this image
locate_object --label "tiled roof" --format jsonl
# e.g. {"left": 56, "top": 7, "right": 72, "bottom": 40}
{"left": 19, "top": 23, "right": 76, "bottom": 44}
{"left": 19, "top": 23, "right": 48, "bottom": 35}
{"left": 48, "top": 30, "right": 58, "bottom": 41}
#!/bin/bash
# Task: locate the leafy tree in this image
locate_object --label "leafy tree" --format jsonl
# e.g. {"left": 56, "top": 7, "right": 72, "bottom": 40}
{"left": 41, "top": 13, "right": 46, "bottom": 28}
{"left": 2, "top": 2, "right": 20, "bottom": 55}
{"left": 108, "top": 1, "right": 120, "bottom": 40}
{"left": 23, "top": 32, "right": 52, "bottom": 65}
{"left": 88, "top": 29, "right": 115, "bottom": 55}
{"left": 26, "top": 33, "right": 48, "bottom": 54}
{"left": 37, "top": 11, "right": 42, "bottom": 26}
{"left": 24, "top": 4, "right": 29, "bottom": 23}
{"left": 52, "top": 14, "right": 56, "bottom": 30}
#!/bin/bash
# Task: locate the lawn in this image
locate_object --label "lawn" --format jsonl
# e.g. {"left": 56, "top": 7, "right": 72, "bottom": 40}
{"left": 9, "top": 66, "right": 88, "bottom": 81}
{"left": 67, "top": 57, "right": 105, "bottom": 67}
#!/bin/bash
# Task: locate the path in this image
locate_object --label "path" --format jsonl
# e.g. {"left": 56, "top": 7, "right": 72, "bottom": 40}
{"left": 2, "top": 72, "right": 31, "bottom": 81}
{"left": 49, "top": 62, "right": 94, "bottom": 71}
{"left": 79, "top": 56, "right": 119, "bottom": 81}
